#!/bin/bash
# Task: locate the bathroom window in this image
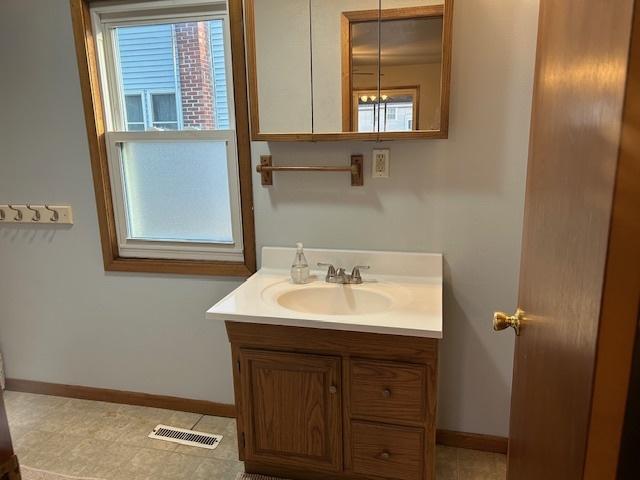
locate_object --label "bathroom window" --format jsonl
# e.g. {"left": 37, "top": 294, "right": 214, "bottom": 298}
{"left": 386, "top": 107, "right": 397, "bottom": 121}
{"left": 124, "top": 91, "right": 181, "bottom": 131}
{"left": 124, "top": 94, "right": 145, "bottom": 131}
{"left": 150, "top": 93, "right": 179, "bottom": 130}
{"left": 72, "top": 0, "right": 255, "bottom": 275}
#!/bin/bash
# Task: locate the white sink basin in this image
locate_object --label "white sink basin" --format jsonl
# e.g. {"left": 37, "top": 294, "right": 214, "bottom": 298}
{"left": 262, "top": 280, "right": 413, "bottom": 317}
{"left": 276, "top": 285, "right": 393, "bottom": 315}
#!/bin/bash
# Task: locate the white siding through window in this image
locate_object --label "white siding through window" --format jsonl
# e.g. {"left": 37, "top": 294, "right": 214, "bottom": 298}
{"left": 117, "top": 24, "right": 177, "bottom": 92}
{"left": 210, "top": 19, "right": 230, "bottom": 129}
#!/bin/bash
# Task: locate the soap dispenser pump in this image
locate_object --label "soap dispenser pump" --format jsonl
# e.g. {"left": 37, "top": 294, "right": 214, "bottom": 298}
{"left": 291, "top": 242, "right": 310, "bottom": 284}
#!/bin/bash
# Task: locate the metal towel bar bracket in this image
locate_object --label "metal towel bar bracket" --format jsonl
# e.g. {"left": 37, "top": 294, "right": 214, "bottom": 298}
{"left": 256, "top": 155, "right": 364, "bottom": 186}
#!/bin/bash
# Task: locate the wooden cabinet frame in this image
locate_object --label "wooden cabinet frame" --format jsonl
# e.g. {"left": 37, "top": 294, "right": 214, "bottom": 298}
{"left": 69, "top": 0, "right": 256, "bottom": 277}
{"left": 227, "top": 322, "right": 439, "bottom": 480}
{"left": 244, "top": 0, "right": 454, "bottom": 141}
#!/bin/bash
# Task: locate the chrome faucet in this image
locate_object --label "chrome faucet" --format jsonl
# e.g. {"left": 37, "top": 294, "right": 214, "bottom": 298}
{"left": 317, "top": 263, "right": 370, "bottom": 284}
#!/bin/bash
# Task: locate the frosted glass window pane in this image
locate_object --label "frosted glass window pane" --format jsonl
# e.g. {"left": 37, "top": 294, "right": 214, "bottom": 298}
{"left": 121, "top": 141, "right": 233, "bottom": 243}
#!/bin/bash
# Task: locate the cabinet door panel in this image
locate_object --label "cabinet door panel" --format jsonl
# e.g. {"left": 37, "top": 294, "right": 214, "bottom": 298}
{"left": 240, "top": 349, "right": 342, "bottom": 471}
{"left": 247, "top": 0, "right": 313, "bottom": 135}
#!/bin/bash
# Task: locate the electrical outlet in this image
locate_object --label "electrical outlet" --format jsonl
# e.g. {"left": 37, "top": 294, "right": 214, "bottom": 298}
{"left": 372, "top": 149, "right": 390, "bottom": 178}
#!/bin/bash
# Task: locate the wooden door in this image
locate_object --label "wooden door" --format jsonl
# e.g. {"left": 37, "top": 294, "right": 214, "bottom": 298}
{"left": 504, "top": 1, "right": 640, "bottom": 479}
{"left": 240, "top": 349, "right": 342, "bottom": 472}
{"left": 0, "top": 391, "right": 20, "bottom": 480}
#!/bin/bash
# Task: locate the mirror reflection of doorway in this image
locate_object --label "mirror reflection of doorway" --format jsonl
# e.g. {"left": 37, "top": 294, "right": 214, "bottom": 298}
{"left": 352, "top": 87, "right": 419, "bottom": 132}
{"left": 342, "top": 6, "right": 444, "bottom": 133}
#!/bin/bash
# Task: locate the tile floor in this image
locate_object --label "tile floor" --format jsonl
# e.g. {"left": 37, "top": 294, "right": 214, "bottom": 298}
{"left": 5, "top": 391, "right": 506, "bottom": 480}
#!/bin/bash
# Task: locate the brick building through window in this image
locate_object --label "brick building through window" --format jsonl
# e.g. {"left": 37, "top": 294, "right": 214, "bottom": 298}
{"left": 117, "top": 20, "right": 228, "bottom": 131}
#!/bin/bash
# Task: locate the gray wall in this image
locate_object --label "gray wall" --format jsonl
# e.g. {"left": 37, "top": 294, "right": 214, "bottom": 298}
{"left": 0, "top": 0, "right": 539, "bottom": 437}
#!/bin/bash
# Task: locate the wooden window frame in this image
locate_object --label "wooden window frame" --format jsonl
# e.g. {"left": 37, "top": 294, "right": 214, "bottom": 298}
{"left": 69, "top": 0, "right": 256, "bottom": 277}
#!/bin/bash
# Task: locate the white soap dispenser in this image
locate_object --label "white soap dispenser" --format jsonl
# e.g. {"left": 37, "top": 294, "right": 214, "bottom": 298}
{"left": 290, "top": 242, "right": 310, "bottom": 284}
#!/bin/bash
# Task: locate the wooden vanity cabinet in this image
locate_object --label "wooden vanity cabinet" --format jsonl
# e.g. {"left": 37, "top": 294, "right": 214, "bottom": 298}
{"left": 238, "top": 350, "right": 343, "bottom": 471}
{"left": 226, "top": 322, "right": 439, "bottom": 480}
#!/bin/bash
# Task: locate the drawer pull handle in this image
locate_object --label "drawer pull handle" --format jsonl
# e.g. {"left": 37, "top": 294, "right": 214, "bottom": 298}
{"left": 380, "top": 451, "right": 391, "bottom": 460}
{"left": 329, "top": 385, "right": 337, "bottom": 394}
{"left": 382, "top": 388, "right": 392, "bottom": 398}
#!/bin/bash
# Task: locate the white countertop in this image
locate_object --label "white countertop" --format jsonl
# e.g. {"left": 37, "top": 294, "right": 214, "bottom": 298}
{"left": 206, "top": 247, "right": 443, "bottom": 339}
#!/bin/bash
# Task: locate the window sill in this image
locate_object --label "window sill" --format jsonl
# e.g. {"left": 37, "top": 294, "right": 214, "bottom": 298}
{"left": 105, "top": 256, "right": 255, "bottom": 277}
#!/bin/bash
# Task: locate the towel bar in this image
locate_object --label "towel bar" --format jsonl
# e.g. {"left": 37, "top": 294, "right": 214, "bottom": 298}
{"left": 256, "top": 155, "right": 364, "bottom": 186}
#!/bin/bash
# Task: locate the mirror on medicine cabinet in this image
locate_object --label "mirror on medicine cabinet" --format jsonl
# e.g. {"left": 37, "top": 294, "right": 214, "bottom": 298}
{"left": 245, "top": 0, "right": 453, "bottom": 141}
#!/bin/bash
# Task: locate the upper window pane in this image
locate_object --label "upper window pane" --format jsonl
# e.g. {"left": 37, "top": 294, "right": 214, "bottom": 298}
{"left": 114, "top": 20, "right": 230, "bottom": 131}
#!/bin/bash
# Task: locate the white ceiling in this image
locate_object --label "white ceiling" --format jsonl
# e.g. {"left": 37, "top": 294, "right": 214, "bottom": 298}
{"left": 352, "top": 16, "right": 444, "bottom": 67}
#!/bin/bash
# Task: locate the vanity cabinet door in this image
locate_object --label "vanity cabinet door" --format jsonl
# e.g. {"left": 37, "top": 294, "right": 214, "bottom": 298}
{"left": 239, "top": 349, "right": 342, "bottom": 472}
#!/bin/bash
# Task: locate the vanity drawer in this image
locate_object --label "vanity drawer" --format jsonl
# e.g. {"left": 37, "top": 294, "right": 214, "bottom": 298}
{"left": 351, "top": 421, "right": 424, "bottom": 480}
{"left": 350, "top": 359, "right": 427, "bottom": 422}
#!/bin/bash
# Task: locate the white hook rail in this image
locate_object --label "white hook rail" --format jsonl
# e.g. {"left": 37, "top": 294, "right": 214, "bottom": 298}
{"left": 0, "top": 204, "right": 73, "bottom": 224}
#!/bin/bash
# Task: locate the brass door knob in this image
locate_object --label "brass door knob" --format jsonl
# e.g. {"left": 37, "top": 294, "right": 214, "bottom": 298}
{"left": 493, "top": 308, "right": 524, "bottom": 336}
{"left": 329, "top": 385, "right": 337, "bottom": 394}
{"left": 380, "top": 451, "right": 391, "bottom": 460}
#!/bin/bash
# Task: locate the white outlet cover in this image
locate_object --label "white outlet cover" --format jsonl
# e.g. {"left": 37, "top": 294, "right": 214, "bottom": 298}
{"left": 372, "top": 149, "right": 390, "bottom": 178}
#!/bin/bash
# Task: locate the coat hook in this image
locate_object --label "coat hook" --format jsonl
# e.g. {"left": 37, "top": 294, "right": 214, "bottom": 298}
{"left": 26, "top": 204, "right": 41, "bottom": 222}
{"left": 44, "top": 204, "right": 59, "bottom": 222}
{"left": 8, "top": 204, "right": 22, "bottom": 221}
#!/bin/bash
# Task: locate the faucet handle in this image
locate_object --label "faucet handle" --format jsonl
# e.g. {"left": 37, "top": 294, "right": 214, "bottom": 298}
{"left": 351, "top": 265, "right": 370, "bottom": 281}
{"left": 317, "top": 262, "right": 337, "bottom": 279}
